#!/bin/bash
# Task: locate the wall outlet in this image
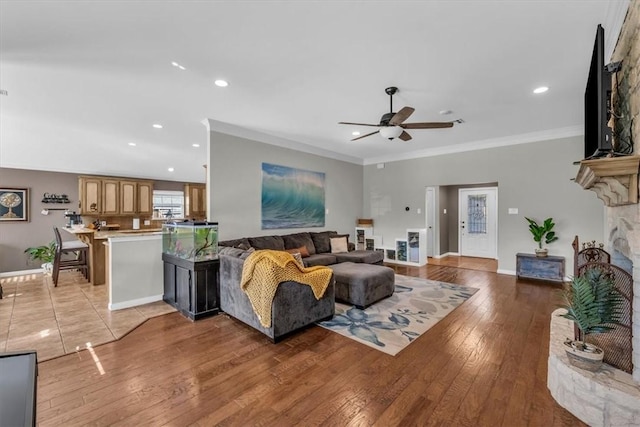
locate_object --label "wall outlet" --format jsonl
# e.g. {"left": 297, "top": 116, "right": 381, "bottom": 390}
{"left": 417, "top": 208, "right": 421, "bottom": 214}
{"left": 144, "top": 220, "right": 151, "bottom": 225}
{"left": 443, "top": 208, "right": 447, "bottom": 214}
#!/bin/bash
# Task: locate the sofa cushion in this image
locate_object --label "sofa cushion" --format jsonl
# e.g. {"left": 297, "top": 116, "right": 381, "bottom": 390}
{"left": 248, "top": 235, "right": 285, "bottom": 250}
{"left": 309, "top": 231, "right": 338, "bottom": 254}
{"left": 286, "top": 246, "right": 310, "bottom": 258}
{"left": 219, "top": 246, "right": 255, "bottom": 260}
{"left": 282, "top": 232, "right": 316, "bottom": 255}
{"left": 303, "top": 253, "right": 337, "bottom": 267}
{"left": 330, "top": 236, "right": 349, "bottom": 253}
{"left": 334, "top": 250, "right": 384, "bottom": 264}
{"left": 219, "top": 237, "right": 251, "bottom": 248}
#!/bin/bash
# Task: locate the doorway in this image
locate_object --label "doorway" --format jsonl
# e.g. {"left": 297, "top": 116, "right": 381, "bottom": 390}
{"left": 458, "top": 187, "right": 498, "bottom": 259}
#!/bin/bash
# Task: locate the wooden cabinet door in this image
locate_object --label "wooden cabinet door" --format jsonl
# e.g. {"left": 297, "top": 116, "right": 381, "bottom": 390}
{"left": 79, "top": 177, "right": 102, "bottom": 214}
{"left": 137, "top": 181, "right": 153, "bottom": 215}
{"left": 102, "top": 179, "right": 120, "bottom": 215}
{"left": 119, "top": 180, "right": 137, "bottom": 215}
{"left": 185, "top": 184, "right": 206, "bottom": 219}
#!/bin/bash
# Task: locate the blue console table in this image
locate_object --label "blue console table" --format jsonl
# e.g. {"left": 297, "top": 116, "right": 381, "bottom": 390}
{"left": 516, "top": 253, "right": 565, "bottom": 283}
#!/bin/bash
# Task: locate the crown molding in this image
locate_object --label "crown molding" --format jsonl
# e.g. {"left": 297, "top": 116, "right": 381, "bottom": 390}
{"left": 362, "top": 126, "right": 583, "bottom": 166}
{"left": 203, "top": 119, "right": 363, "bottom": 165}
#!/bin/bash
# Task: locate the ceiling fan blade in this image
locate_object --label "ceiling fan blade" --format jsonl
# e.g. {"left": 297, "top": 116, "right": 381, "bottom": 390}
{"left": 351, "top": 130, "right": 379, "bottom": 141}
{"left": 402, "top": 122, "right": 455, "bottom": 129}
{"left": 399, "top": 131, "right": 412, "bottom": 141}
{"left": 339, "top": 121, "right": 380, "bottom": 127}
{"left": 389, "top": 107, "right": 415, "bottom": 125}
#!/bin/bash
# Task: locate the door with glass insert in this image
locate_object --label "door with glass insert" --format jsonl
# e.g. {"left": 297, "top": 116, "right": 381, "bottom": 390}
{"left": 458, "top": 187, "right": 497, "bottom": 258}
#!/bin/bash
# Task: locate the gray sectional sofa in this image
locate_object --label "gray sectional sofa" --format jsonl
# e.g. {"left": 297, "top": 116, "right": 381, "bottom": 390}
{"left": 218, "top": 230, "right": 384, "bottom": 341}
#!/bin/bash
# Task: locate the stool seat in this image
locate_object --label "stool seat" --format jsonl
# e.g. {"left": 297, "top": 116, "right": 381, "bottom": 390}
{"left": 52, "top": 227, "right": 89, "bottom": 286}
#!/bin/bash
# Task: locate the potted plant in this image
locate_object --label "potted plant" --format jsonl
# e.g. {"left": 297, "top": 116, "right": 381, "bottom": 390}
{"left": 525, "top": 217, "right": 558, "bottom": 257}
{"left": 559, "top": 267, "right": 623, "bottom": 371}
{"left": 24, "top": 241, "right": 56, "bottom": 275}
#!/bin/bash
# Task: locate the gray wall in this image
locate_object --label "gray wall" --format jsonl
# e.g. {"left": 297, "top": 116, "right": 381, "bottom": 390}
{"left": 208, "top": 131, "right": 363, "bottom": 241}
{"left": 363, "top": 136, "right": 605, "bottom": 272}
{"left": 0, "top": 167, "right": 79, "bottom": 272}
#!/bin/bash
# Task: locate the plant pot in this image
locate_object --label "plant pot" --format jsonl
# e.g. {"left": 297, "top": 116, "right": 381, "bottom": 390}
{"left": 535, "top": 248, "right": 548, "bottom": 257}
{"left": 41, "top": 262, "right": 53, "bottom": 276}
{"left": 563, "top": 339, "right": 604, "bottom": 372}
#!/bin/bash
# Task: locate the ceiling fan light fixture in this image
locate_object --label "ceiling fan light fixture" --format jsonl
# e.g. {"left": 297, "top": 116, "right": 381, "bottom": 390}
{"left": 379, "top": 126, "right": 403, "bottom": 140}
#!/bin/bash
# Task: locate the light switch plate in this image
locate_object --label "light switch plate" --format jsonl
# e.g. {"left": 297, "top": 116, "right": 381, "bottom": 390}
{"left": 443, "top": 208, "right": 447, "bottom": 214}
{"left": 508, "top": 208, "right": 519, "bottom": 215}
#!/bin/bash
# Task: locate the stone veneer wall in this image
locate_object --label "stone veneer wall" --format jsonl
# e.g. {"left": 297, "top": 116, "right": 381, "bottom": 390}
{"left": 607, "top": 0, "right": 640, "bottom": 383}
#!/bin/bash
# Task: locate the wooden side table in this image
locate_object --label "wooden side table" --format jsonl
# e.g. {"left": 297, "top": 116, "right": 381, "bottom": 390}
{"left": 516, "top": 253, "right": 565, "bottom": 283}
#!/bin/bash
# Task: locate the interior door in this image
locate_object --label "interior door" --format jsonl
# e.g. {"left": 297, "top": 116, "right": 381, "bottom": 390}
{"left": 458, "top": 187, "right": 498, "bottom": 258}
{"left": 426, "top": 187, "right": 436, "bottom": 257}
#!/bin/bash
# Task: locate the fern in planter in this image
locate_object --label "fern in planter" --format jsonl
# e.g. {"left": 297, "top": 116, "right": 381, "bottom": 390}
{"left": 560, "top": 266, "right": 624, "bottom": 358}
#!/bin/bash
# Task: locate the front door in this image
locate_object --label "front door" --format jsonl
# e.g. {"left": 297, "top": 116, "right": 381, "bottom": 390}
{"left": 458, "top": 187, "right": 498, "bottom": 258}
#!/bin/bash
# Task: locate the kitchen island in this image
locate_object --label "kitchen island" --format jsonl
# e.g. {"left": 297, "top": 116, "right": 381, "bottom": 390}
{"left": 63, "top": 227, "right": 164, "bottom": 310}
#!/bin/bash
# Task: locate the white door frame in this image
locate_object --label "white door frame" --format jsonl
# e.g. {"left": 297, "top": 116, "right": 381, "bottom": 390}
{"left": 458, "top": 186, "right": 498, "bottom": 259}
{"left": 425, "top": 187, "right": 436, "bottom": 257}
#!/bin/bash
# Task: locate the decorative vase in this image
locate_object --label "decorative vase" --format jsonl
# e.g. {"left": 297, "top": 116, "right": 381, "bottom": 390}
{"left": 535, "top": 248, "right": 548, "bottom": 257}
{"left": 41, "top": 262, "right": 53, "bottom": 275}
{"left": 563, "top": 339, "right": 604, "bottom": 372}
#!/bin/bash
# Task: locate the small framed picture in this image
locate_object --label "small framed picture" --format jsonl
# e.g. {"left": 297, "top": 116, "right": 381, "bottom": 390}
{"left": 0, "top": 188, "right": 29, "bottom": 222}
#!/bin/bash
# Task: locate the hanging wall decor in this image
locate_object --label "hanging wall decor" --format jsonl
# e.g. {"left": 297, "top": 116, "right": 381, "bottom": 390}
{"left": 0, "top": 188, "right": 29, "bottom": 222}
{"left": 261, "top": 163, "right": 325, "bottom": 229}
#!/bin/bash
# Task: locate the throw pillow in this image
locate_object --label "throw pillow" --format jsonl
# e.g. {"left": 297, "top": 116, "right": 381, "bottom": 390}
{"left": 239, "top": 247, "right": 255, "bottom": 260}
{"left": 330, "top": 236, "right": 348, "bottom": 253}
{"left": 290, "top": 252, "right": 304, "bottom": 267}
{"left": 286, "top": 246, "right": 310, "bottom": 258}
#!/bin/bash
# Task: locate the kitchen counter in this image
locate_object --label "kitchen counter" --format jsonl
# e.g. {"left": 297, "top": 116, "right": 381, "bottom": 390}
{"left": 62, "top": 227, "right": 164, "bottom": 285}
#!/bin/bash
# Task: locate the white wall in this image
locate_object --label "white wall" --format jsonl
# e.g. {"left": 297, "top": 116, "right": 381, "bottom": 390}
{"left": 363, "top": 136, "right": 605, "bottom": 272}
{"left": 207, "top": 130, "right": 363, "bottom": 241}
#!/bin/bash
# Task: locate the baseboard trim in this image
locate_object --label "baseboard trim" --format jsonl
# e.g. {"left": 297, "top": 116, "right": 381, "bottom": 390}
{"left": 109, "top": 294, "right": 163, "bottom": 311}
{"left": 0, "top": 268, "right": 43, "bottom": 278}
{"left": 435, "top": 252, "right": 460, "bottom": 259}
{"left": 497, "top": 269, "right": 516, "bottom": 276}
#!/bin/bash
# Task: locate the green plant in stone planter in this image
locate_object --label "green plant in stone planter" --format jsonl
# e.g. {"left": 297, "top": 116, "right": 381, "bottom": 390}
{"left": 24, "top": 241, "right": 56, "bottom": 274}
{"left": 525, "top": 217, "right": 558, "bottom": 257}
{"left": 559, "top": 266, "right": 624, "bottom": 371}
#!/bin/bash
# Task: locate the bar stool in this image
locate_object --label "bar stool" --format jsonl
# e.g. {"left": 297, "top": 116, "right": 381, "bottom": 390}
{"left": 52, "top": 227, "right": 90, "bottom": 287}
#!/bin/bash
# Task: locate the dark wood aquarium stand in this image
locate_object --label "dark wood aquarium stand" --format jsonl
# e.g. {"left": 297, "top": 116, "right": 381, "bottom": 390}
{"left": 162, "top": 253, "right": 220, "bottom": 320}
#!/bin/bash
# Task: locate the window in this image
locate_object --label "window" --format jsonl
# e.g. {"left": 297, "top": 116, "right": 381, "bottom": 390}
{"left": 152, "top": 190, "right": 184, "bottom": 219}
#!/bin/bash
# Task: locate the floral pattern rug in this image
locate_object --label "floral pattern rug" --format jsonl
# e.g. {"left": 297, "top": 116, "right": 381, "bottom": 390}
{"left": 318, "top": 275, "right": 478, "bottom": 356}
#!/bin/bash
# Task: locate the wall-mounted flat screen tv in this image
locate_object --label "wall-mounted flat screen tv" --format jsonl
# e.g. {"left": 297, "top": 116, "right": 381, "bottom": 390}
{"left": 584, "top": 24, "right": 612, "bottom": 159}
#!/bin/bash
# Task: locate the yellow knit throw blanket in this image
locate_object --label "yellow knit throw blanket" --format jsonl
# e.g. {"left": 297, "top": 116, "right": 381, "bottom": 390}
{"left": 240, "top": 249, "right": 333, "bottom": 328}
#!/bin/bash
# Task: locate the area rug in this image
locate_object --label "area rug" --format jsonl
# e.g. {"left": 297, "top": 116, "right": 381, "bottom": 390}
{"left": 317, "top": 275, "right": 478, "bottom": 355}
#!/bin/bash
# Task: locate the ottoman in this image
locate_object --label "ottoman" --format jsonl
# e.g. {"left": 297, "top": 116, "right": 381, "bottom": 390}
{"left": 329, "top": 262, "right": 395, "bottom": 309}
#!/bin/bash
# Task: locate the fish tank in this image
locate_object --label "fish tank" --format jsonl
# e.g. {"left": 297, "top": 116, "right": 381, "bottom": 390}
{"left": 162, "top": 221, "right": 219, "bottom": 262}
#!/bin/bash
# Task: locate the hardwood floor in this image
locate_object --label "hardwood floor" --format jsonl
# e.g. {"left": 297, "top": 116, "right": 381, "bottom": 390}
{"left": 36, "top": 265, "right": 584, "bottom": 426}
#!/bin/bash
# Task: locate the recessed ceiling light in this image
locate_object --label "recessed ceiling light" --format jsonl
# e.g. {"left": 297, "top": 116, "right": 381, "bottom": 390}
{"left": 128, "top": 142, "right": 136, "bottom": 146}
{"left": 214, "top": 79, "right": 229, "bottom": 87}
{"left": 168, "top": 167, "right": 174, "bottom": 172}
{"left": 533, "top": 86, "right": 549, "bottom": 94}
{"left": 439, "top": 110, "right": 453, "bottom": 115}
{"left": 153, "top": 124, "right": 163, "bottom": 129}
{"left": 352, "top": 131, "right": 361, "bottom": 136}
{"left": 192, "top": 143, "right": 200, "bottom": 147}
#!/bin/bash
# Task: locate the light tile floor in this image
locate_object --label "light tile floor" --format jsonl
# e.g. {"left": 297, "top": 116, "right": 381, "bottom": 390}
{"left": 0, "top": 270, "right": 176, "bottom": 361}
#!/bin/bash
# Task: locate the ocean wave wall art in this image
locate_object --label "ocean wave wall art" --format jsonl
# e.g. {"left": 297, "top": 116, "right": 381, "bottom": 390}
{"left": 261, "top": 163, "right": 325, "bottom": 229}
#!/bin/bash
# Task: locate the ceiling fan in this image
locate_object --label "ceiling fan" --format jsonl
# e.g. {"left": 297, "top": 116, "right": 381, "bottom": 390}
{"left": 339, "top": 87, "right": 460, "bottom": 141}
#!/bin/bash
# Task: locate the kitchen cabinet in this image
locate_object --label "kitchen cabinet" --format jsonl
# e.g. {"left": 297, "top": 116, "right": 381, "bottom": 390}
{"left": 79, "top": 176, "right": 154, "bottom": 215}
{"left": 119, "top": 180, "right": 153, "bottom": 215}
{"left": 185, "top": 183, "right": 207, "bottom": 219}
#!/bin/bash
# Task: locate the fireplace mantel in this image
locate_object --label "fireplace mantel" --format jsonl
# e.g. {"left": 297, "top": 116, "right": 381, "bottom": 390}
{"left": 575, "top": 155, "right": 640, "bottom": 207}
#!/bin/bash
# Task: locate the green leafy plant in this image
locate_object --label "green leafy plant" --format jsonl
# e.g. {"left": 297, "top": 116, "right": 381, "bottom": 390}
{"left": 24, "top": 241, "right": 56, "bottom": 264}
{"left": 560, "top": 267, "right": 624, "bottom": 346}
{"left": 525, "top": 217, "right": 558, "bottom": 249}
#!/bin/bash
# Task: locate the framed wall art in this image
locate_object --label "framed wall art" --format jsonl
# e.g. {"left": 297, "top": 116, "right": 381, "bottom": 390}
{"left": 261, "top": 163, "right": 325, "bottom": 229}
{"left": 0, "top": 188, "right": 29, "bottom": 222}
